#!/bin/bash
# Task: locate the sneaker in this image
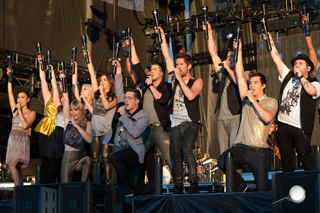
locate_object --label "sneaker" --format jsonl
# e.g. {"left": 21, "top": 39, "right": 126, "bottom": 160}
{"left": 235, "top": 183, "right": 248, "bottom": 192}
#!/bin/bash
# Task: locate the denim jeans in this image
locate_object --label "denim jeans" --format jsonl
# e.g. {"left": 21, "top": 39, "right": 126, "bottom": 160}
{"left": 144, "top": 126, "right": 172, "bottom": 170}
{"left": 217, "top": 115, "right": 240, "bottom": 154}
{"left": 218, "top": 144, "right": 268, "bottom": 191}
{"left": 110, "top": 147, "right": 140, "bottom": 190}
{"left": 276, "top": 122, "right": 314, "bottom": 172}
{"left": 170, "top": 122, "right": 199, "bottom": 186}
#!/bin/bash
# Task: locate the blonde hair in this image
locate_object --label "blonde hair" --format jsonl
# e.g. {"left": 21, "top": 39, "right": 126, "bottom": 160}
{"left": 69, "top": 100, "right": 87, "bottom": 128}
{"left": 82, "top": 84, "right": 94, "bottom": 103}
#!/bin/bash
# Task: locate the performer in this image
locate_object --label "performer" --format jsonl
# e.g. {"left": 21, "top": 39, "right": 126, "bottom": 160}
{"left": 203, "top": 22, "right": 244, "bottom": 154}
{"left": 110, "top": 60, "right": 149, "bottom": 196}
{"left": 41, "top": 65, "right": 65, "bottom": 183}
{"left": 60, "top": 71, "right": 92, "bottom": 182}
{"left": 34, "top": 55, "right": 56, "bottom": 183}
{"left": 83, "top": 49, "right": 117, "bottom": 184}
{"left": 129, "top": 37, "right": 173, "bottom": 172}
{"left": 72, "top": 60, "right": 94, "bottom": 121}
{"left": 218, "top": 39, "right": 278, "bottom": 192}
{"left": 6, "top": 68, "right": 36, "bottom": 186}
{"left": 157, "top": 26, "right": 203, "bottom": 194}
{"left": 264, "top": 32, "right": 320, "bottom": 172}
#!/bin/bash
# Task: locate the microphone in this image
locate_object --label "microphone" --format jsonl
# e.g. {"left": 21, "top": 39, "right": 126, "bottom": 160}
{"left": 126, "top": 27, "right": 133, "bottom": 58}
{"left": 59, "top": 62, "right": 67, "bottom": 93}
{"left": 142, "top": 75, "right": 152, "bottom": 90}
{"left": 7, "top": 55, "right": 14, "bottom": 83}
{"left": 112, "top": 42, "right": 121, "bottom": 74}
{"left": 152, "top": 10, "right": 162, "bottom": 44}
{"left": 202, "top": 6, "right": 209, "bottom": 40}
{"left": 301, "top": 5, "right": 310, "bottom": 36}
{"left": 71, "top": 47, "right": 77, "bottom": 74}
{"left": 243, "top": 89, "right": 253, "bottom": 103}
{"left": 36, "top": 43, "right": 45, "bottom": 70}
{"left": 121, "top": 30, "right": 128, "bottom": 57}
{"left": 234, "top": 26, "right": 242, "bottom": 62}
{"left": 261, "top": 18, "right": 272, "bottom": 51}
{"left": 46, "top": 51, "right": 52, "bottom": 81}
{"left": 81, "top": 35, "right": 90, "bottom": 64}
{"left": 13, "top": 102, "right": 20, "bottom": 113}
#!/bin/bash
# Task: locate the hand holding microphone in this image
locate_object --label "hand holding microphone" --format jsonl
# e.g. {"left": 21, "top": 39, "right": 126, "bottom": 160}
{"left": 243, "top": 89, "right": 253, "bottom": 103}
{"left": 117, "top": 104, "right": 126, "bottom": 115}
{"left": 13, "top": 102, "right": 21, "bottom": 113}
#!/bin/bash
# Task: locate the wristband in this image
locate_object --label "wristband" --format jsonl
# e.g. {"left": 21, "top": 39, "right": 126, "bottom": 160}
{"left": 298, "top": 75, "right": 304, "bottom": 81}
{"left": 149, "top": 83, "right": 154, "bottom": 87}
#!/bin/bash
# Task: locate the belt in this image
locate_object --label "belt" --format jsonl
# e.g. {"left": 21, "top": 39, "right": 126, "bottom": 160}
{"left": 149, "top": 123, "right": 162, "bottom": 127}
{"left": 175, "top": 121, "right": 192, "bottom": 128}
{"left": 44, "top": 115, "right": 55, "bottom": 119}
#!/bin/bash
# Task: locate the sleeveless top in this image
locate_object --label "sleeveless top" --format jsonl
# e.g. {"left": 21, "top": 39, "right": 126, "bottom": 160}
{"left": 63, "top": 124, "right": 86, "bottom": 150}
{"left": 34, "top": 96, "right": 56, "bottom": 136}
{"left": 12, "top": 114, "right": 31, "bottom": 135}
{"left": 91, "top": 95, "right": 116, "bottom": 136}
{"left": 55, "top": 113, "right": 64, "bottom": 128}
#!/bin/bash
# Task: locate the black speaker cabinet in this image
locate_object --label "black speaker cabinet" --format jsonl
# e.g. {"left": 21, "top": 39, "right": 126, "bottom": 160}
{"left": 14, "top": 182, "right": 125, "bottom": 213}
{"left": 273, "top": 170, "right": 320, "bottom": 213}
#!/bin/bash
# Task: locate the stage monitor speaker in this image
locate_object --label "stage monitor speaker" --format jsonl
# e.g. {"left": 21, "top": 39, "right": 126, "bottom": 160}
{"left": 58, "top": 182, "right": 125, "bottom": 213}
{"left": 273, "top": 170, "right": 320, "bottom": 213}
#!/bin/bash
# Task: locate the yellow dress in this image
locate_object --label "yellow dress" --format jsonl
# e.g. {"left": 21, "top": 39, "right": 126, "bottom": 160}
{"left": 34, "top": 96, "right": 56, "bottom": 136}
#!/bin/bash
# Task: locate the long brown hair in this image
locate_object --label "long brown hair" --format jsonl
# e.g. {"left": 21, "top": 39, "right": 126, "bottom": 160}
{"left": 69, "top": 100, "right": 87, "bottom": 128}
{"left": 94, "top": 74, "right": 116, "bottom": 101}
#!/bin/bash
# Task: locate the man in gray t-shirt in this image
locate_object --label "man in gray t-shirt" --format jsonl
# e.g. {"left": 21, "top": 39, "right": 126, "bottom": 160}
{"left": 204, "top": 22, "right": 247, "bottom": 155}
{"left": 218, "top": 39, "right": 278, "bottom": 192}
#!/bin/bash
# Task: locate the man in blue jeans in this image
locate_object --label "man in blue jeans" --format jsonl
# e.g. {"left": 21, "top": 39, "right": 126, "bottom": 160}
{"left": 218, "top": 39, "right": 278, "bottom": 192}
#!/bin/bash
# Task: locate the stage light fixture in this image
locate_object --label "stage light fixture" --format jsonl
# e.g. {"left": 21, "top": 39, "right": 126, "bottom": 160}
{"left": 273, "top": 185, "right": 306, "bottom": 206}
{"left": 226, "top": 21, "right": 240, "bottom": 40}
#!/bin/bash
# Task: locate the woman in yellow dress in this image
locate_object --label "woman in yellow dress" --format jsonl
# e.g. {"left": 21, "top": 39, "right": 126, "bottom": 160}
{"left": 34, "top": 55, "right": 56, "bottom": 183}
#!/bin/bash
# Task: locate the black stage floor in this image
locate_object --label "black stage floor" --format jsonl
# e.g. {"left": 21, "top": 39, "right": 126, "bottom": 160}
{"left": 125, "top": 192, "right": 272, "bottom": 213}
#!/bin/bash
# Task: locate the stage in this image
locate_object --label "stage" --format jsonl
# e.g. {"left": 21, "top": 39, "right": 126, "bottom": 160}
{"left": 125, "top": 192, "right": 272, "bottom": 213}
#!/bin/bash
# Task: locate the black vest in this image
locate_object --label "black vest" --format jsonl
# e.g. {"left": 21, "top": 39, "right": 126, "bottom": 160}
{"left": 277, "top": 70, "right": 318, "bottom": 134}
{"left": 214, "top": 70, "right": 242, "bottom": 115}
{"left": 167, "top": 77, "right": 200, "bottom": 123}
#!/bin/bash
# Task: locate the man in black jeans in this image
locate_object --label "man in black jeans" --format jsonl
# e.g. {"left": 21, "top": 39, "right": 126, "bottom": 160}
{"left": 157, "top": 26, "right": 203, "bottom": 194}
{"left": 110, "top": 62, "right": 149, "bottom": 196}
{"left": 218, "top": 39, "right": 278, "bottom": 192}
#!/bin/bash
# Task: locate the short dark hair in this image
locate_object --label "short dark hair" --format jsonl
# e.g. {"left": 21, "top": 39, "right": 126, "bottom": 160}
{"left": 150, "top": 62, "right": 165, "bottom": 74}
{"left": 175, "top": 52, "right": 193, "bottom": 66}
{"left": 125, "top": 88, "right": 141, "bottom": 102}
{"left": 249, "top": 71, "right": 267, "bottom": 92}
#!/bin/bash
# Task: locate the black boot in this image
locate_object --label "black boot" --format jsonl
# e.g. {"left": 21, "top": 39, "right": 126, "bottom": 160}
{"left": 188, "top": 180, "right": 199, "bottom": 194}
{"left": 173, "top": 185, "right": 184, "bottom": 194}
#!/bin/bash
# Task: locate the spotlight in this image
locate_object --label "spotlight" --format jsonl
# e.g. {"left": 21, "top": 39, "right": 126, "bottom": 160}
{"left": 226, "top": 21, "right": 240, "bottom": 40}
{"left": 273, "top": 185, "right": 306, "bottom": 206}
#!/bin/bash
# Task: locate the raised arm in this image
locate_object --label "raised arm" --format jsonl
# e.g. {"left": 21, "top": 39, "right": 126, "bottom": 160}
{"left": 7, "top": 68, "right": 16, "bottom": 114}
{"left": 61, "top": 72, "right": 70, "bottom": 128}
{"left": 72, "top": 61, "right": 80, "bottom": 101}
{"left": 203, "top": 22, "right": 222, "bottom": 72}
{"left": 301, "top": 12, "right": 318, "bottom": 71}
{"left": 156, "top": 27, "right": 175, "bottom": 76}
{"left": 114, "top": 60, "right": 125, "bottom": 102}
{"left": 51, "top": 65, "right": 62, "bottom": 111}
{"left": 264, "top": 32, "right": 285, "bottom": 78}
{"left": 38, "top": 55, "right": 52, "bottom": 104}
{"left": 233, "top": 39, "right": 248, "bottom": 99}
{"left": 83, "top": 49, "right": 99, "bottom": 92}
